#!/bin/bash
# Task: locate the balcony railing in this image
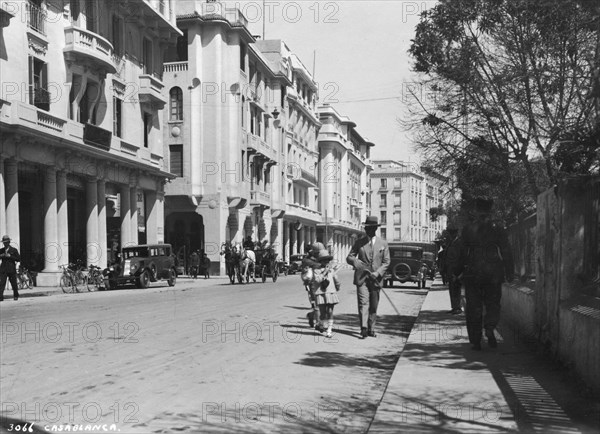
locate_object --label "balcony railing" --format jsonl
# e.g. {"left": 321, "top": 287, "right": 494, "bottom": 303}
{"left": 64, "top": 26, "right": 116, "bottom": 74}
{"left": 138, "top": 74, "right": 166, "bottom": 108}
{"left": 30, "top": 87, "right": 50, "bottom": 111}
{"left": 27, "top": 2, "right": 46, "bottom": 35}
{"left": 164, "top": 61, "right": 188, "bottom": 72}
{"left": 250, "top": 189, "right": 271, "bottom": 207}
{"left": 83, "top": 123, "right": 112, "bottom": 151}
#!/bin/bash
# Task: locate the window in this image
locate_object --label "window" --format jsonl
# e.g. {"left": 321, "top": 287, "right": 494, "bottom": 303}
{"left": 240, "top": 43, "right": 246, "bottom": 71}
{"left": 143, "top": 38, "right": 153, "bottom": 75}
{"left": 170, "top": 145, "right": 183, "bottom": 177}
{"left": 143, "top": 112, "right": 152, "bottom": 148}
{"left": 394, "top": 178, "right": 402, "bottom": 188}
{"left": 394, "top": 194, "right": 401, "bottom": 207}
{"left": 169, "top": 87, "right": 183, "bottom": 121}
{"left": 28, "top": 0, "right": 46, "bottom": 35}
{"left": 112, "top": 15, "right": 123, "bottom": 56}
{"left": 394, "top": 211, "right": 401, "bottom": 225}
{"left": 380, "top": 194, "right": 387, "bottom": 207}
{"left": 113, "top": 97, "right": 122, "bottom": 137}
{"left": 380, "top": 228, "right": 387, "bottom": 240}
{"left": 176, "top": 30, "right": 188, "bottom": 61}
{"left": 380, "top": 178, "right": 387, "bottom": 188}
{"left": 28, "top": 56, "right": 49, "bottom": 111}
{"left": 85, "top": 0, "right": 96, "bottom": 33}
{"left": 70, "top": 0, "right": 79, "bottom": 24}
{"left": 395, "top": 228, "right": 401, "bottom": 240}
{"left": 380, "top": 211, "right": 387, "bottom": 224}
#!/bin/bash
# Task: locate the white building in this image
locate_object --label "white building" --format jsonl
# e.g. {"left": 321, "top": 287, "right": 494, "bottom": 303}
{"left": 0, "top": 0, "right": 180, "bottom": 285}
{"left": 370, "top": 160, "right": 448, "bottom": 243}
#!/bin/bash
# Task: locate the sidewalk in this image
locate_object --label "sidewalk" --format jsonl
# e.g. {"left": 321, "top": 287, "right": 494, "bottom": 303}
{"left": 369, "top": 284, "right": 600, "bottom": 433}
{"left": 9, "top": 274, "right": 230, "bottom": 299}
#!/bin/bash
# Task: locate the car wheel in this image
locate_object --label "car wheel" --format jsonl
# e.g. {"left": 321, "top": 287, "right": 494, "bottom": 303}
{"left": 167, "top": 268, "right": 176, "bottom": 286}
{"left": 273, "top": 269, "right": 278, "bottom": 282}
{"left": 137, "top": 270, "right": 150, "bottom": 289}
{"left": 393, "top": 263, "right": 411, "bottom": 281}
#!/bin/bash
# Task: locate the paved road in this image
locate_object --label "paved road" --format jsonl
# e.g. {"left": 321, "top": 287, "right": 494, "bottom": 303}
{"left": 0, "top": 270, "right": 427, "bottom": 433}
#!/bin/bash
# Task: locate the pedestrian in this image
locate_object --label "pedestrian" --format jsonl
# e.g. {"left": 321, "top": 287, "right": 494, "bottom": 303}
{"left": 346, "top": 216, "right": 390, "bottom": 339}
{"left": 311, "top": 248, "right": 341, "bottom": 338}
{"left": 189, "top": 250, "right": 200, "bottom": 279}
{"left": 202, "top": 253, "right": 211, "bottom": 279}
{"left": 301, "top": 242, "right": 324, "bottom": 329}
{"left": 454, "top": 198, "right": 514, "bottom": 350}
{"left": 445, "top": 227, "right": 463, "bottom": 315}
{"left": 0, "top": 235, "right": 21, "bottom": 301}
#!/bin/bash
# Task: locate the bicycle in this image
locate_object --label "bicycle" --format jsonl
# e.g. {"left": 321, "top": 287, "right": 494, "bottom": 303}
{"left": 17, "top": 265, "right": 34, "bottom": 290}
{"left": 59, "top": 264, "right": 78, "bottom": 293}
{"left": 85, "top": 265, "right": 104, "bottom": 291}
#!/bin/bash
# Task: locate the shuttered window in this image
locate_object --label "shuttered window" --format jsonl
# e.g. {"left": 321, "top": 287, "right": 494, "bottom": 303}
{"left": 170, "top": 145, "right": 183, "bottom": 177}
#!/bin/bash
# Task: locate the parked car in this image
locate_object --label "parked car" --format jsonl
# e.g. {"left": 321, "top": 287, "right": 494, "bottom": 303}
{"left": 383, "top": 244, "right": 428, "bottom": 289}
{"left": 287, "top": 254, "right": 307, "bottom": 275}
{"left": 103, "top": 244, "right": 177, "bottom": 290}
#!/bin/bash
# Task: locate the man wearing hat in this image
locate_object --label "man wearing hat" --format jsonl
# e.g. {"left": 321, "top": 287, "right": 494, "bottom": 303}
{"left": 0, "top": 235, "right": 21, "bottom": 301}
{"left": 346, "top": 216, "right": 390, "bottom": 339}
{"left": 454, "top": 198, "right": 514, "bottom": 350}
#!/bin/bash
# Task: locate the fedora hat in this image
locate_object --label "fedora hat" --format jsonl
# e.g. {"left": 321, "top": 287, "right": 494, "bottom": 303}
{"left": 1, "top": 235, "right": 10, "bottom": 242}
{"left": 362, "top": 216, "right": 381, "bottom": 227}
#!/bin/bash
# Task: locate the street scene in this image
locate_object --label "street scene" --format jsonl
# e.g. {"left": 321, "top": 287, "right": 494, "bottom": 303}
{"left": 1, "top": 0, "right": 599, "bottom": 433}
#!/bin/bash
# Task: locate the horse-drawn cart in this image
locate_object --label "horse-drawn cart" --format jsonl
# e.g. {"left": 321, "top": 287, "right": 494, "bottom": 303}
{"left": 254, "top": 248, "right": 279, "bottom": 283}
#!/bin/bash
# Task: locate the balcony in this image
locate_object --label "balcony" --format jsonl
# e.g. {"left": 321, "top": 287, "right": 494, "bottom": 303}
{"left": 285, "top": 203, "right": 321, "bottom": 223}
{"left": 1, "top": 1, "right": 16, "bottom": 27}
{"left": 164, "top": 61, "right": 188, "bottom": 73}
{"left": 138, "top": 74, "right": 167, "bottom": 109}
{"left": 64, "top": 27, "right": 116, "bottom": 75}
{"left": 199, "top": 1, "right": 248, "bottom": 27}
{"left": 83, "top": 123, "right": 112, "bottom": 151}
{"left": 250, "top": 190, "right": 270, "bottom": 208}
{"left": 245, "top": 132, "right": 276, "bottom": 161}
{"left": 30, "top": 87, "right": 50, "bottom": 112}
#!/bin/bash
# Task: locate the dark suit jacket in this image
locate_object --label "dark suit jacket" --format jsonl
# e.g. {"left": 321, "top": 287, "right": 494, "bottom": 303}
{"left": 0, "top": 246, "right": 20, "bottom": 274}
{"left": 346, "top": 236, "right": 390, "bottom": 287}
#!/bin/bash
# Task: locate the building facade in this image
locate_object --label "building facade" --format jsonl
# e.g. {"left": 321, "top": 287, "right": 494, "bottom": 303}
{"left": 256, "top": 39, "right": 322, "bottom": 260}
{"left": 316, "top": 104, "right": 373, "bottom": 263}
{"left": 162, "top": 3, "right": 297, "bottom": 273}
{"left": 370, "top": 160, "right": 447, "bottom": 243}
{"left": 0, "top": 0, "right": 180, "bottom": 285}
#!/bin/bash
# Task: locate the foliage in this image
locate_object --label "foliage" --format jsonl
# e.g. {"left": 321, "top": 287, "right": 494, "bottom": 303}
{"left": 405, "top": 0, "right": 600, "bottom": 222}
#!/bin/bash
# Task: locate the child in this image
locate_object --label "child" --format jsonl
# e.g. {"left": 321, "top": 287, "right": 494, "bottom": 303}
{"left": 301, "top": 243, "right": 323, "bottom": 328}
{"left": 310, "top": 248, "right": 341, "bottom": 338}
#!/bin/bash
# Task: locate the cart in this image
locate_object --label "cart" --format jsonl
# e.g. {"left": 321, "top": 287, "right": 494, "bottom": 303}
{"left": 254, "top": 249, "right": 279, "bottom": 283}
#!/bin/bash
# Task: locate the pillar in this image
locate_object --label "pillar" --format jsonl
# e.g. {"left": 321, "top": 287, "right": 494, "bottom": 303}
{"left": 130, "top": 186, "right": 138, "bottom": 245}
{"left": 0, "top": 157, "right": 6, "bottom": 236}
{"left": 120, "top": 185, "right": 131, "bottom": 247}
{"left": 42, "top": 167, "right": 59, "bottom": 272}
{"left": 57, "top": 171, "right": 68, "bottom": 265}
{"left": 86, "top": 178, "right": 99, "bottom": 267}
{"left": 4, "top": 159, "right": 19, "bottom": 248}
{"left": 97, "top": 179, "right": 107, "bottom": 268}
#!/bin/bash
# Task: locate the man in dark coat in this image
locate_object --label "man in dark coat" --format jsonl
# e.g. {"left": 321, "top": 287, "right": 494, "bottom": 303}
{"left": 454, "top": 199, "right": 514, "bottom": 350}
{"left": 445, "top": 227, "right": 463, "bottom": 314}
{"left": 347, "top": 216, "right": 390, "bottom": 339}
{"left": 0, "top": 235, "right": 21, "bottom": 301}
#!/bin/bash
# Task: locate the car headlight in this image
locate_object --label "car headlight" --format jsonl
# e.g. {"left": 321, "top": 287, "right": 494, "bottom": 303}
{"left": 130, "top": 263, "right": 138, "bottom": 272}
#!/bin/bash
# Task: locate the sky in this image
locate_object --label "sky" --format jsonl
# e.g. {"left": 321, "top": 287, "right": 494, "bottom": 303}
{"left": 228, "top": 0, "right": 436, "bottom": 164}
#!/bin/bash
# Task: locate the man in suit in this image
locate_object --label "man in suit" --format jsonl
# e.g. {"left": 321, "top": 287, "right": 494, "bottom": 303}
{"left": 454, "top": 198, "right": 514, "bottom": 350}
{"left": 0, "top": 235, "right": 21, "bottom": 301}
{"left": 347, "top": 216, "right": 390, "bottom": 339}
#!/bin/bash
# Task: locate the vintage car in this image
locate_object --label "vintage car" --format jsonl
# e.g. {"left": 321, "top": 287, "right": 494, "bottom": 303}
{"left": 383, "top": 244, "right": 428, "bottom": 289}
{"left": 287, "top": 254, "right": 307, "bottom": 275}
{"left": 422, "top": 251, "right": 438, "bottom": 279}
{"left": 103, "top": 244, "right": 177, "bottom": 290}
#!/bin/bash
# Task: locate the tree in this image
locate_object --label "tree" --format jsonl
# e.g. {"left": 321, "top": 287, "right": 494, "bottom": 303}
{"left": 405, "top": 0, "right": 599, "bottom": 221}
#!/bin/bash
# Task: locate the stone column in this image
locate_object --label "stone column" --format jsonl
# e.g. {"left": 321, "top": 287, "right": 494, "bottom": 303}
{"left": 282, "top": 220, "right": 289, "bottom": 262}
{"left": 57, "top": 171, "right": 68, "bottom": 265}
{"left": 42, "top": 167, "right": 59, "bottom": 272}
{"left": 130, "top": 186, "right": 138, "bottom": 245}
{"left": 86, "top": 178, "right": 99, "bottom": 267}
{"left": 145, "top": 186, "right": 164, "bottom": 244}
{"left": 120, "top": 185, "right": 131, "bottom": 247}
{"left": 97, "top": 179, "right": 107, "bottom": 268}
{"left": 4, "top": 159, "right": 19, "bottom": 248}
{"left": 0, "top": 157, "right": 6, "bottom": 237}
